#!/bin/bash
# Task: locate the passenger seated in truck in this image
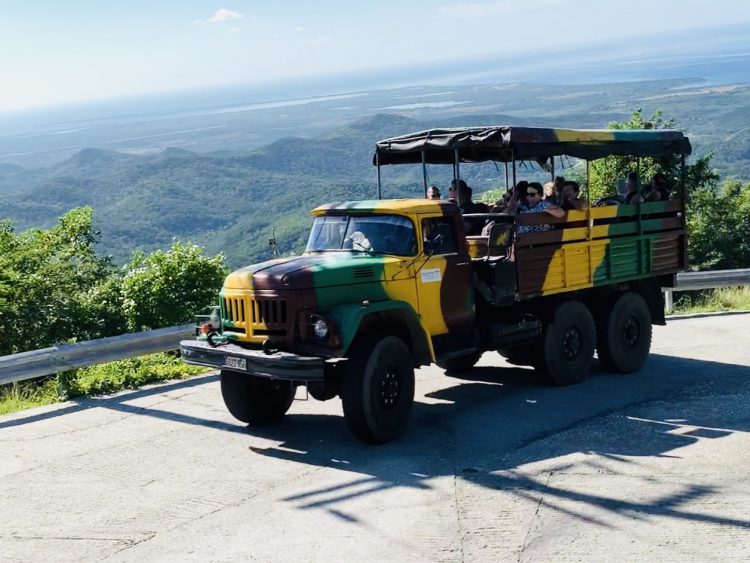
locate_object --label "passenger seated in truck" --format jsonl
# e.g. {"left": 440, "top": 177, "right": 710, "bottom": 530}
{"left": 455, "top": 184, "right": 489, "bottom": 235}
{"left": 624, "top": 172, "right": 644, "bottom": 204}
{"left": 516, "top": 182, "right": 565, "bottom": 233}
{"left": 490, "top": 191, "right": 513, "bottom": 213}
{"left": 560, "top": 180, "right": 587, "bottom": 211}
{"left": 543, "top": 181, "right": 557, "bottom": 203}
{"left": 642, "top": 172, "right": 670, "bottom": 202}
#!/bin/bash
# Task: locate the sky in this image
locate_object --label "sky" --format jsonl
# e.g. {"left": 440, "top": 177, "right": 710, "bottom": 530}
{"left": 1, "top": 0, "right": 750, "bottom": 112}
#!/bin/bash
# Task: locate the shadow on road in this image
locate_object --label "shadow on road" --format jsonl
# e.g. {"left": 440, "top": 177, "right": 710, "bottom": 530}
{"left": 0, "top": 374, "right": 244, "bottom": 433}
{"left": 247, "top": 353, "right": 750, "bottom": 530}
{"left": 2, "top": 353, "right": 749, "bottom": 531}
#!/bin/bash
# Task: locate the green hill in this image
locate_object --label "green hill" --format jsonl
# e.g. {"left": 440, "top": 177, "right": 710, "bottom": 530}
{"left": 2, "top": 95, "right": 750, "bottom": 269}
{"left": 0, "top": 114, "right": 430, "bottom": 267}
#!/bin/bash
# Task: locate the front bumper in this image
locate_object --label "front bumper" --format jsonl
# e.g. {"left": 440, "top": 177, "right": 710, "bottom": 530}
{"left": 180, "top": 339, "right": 325, "bottom": 382}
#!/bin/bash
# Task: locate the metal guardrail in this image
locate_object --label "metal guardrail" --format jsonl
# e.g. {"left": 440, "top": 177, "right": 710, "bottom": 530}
{"left": 664, "top": 268, "right": 750, "bottom": 312}
{"left": 673, "top": 269, "right": 750, "bottom": 290}
{"left": 1, "top": 269, "right": 748, "bottom": 386}
{"left": 0, "top": 324, "right": 193, "bottom": 386}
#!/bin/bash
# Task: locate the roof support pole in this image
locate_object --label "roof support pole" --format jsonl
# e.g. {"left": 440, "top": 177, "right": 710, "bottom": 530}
{"left": 586, "top": 159, "right": 591, "bottom": 242}
{"left": 421, "top": 151, "right": 428, "bottom": 197}
{"left": 454, "top": 149, "right": 463, "bottom": 204}
{"left": 376, "top": 151, "right": 382, "bottom": 199}
{"left": 679, "top": 154, "right": 686, "bottom": 202}
{"left": 512, "top": 151, "right": 517, "bottom": 188}
{"left": 551, "top": 156, "right": 555, "bottom": 181}
{"left": 636, "top": 157, "right": 641, "bottom": 181}
{"left": 504, "top": 162, "right": 509, "bottom": 193}
{"left": 680, "top": 154, "right": 688, "bottom": 266}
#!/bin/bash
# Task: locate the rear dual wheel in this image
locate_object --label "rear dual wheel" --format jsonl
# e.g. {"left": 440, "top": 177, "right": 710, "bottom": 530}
{"left": 539, "top": 300, "right": 596, "bottom": 386}
{"left": 597, "top": 292, "right": 652, "bottom": 373}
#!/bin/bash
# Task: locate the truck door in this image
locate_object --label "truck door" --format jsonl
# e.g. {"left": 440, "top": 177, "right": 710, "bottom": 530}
{"left": 417, "top": 215, "right": 476, "bottom": 357}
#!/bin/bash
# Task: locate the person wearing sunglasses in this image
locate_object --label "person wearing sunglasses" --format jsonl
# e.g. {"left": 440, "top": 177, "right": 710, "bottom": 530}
{"left": 517, "top": 182, "right": 564, "bottom": 233}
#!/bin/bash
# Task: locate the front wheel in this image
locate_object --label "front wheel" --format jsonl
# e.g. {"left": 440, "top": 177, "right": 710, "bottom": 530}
{"left": 538, "top": 300, "right": 596, "bottom": 386}
{"left": 220, "top": 370, "right": 295, "bottom": 425}
{"left": 597, "top": 292, "right": 652, "bottom": 373}
{"left": 342, "top": 335, "right": 415, "bottom": 444}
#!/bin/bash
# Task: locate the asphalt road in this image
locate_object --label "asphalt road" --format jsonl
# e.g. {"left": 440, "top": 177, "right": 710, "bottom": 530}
{"left": 1, "top": 313, "right": 749, "bottom": 562}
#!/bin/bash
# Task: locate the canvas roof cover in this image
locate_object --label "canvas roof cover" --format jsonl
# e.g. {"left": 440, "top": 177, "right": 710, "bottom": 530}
{"left": 373, "top": 126, "right": 692, "bottom": 165}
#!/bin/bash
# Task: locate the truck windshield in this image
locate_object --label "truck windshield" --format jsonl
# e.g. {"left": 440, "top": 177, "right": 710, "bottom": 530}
{"left": 306, "top": 214, "right": 417, "bottom": 256}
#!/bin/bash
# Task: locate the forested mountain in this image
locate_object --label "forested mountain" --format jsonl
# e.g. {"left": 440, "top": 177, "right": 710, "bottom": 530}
{"left": 0, "top": 114, "right": 421, "bottom": 267}
{"left": 2, "top": 78, "right": 750, "bottom": 269}
{"left": 1, "top": 112, "right": 572, "bottom": 266}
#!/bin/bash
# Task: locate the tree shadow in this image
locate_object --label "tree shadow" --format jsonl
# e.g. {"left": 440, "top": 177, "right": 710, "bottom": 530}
{"left": 3, "top": 353, "right": 749, "bottom": 531}
{"left": 0, "top": 374, "right": 247, "bottom": 434}
{"left": 248, "top": 353, "right": 750, "bottom": 529}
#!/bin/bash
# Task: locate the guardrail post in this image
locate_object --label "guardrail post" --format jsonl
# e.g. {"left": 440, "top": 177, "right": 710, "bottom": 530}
{"left": 664, "top": 289, "right": 673, "bottom": 314}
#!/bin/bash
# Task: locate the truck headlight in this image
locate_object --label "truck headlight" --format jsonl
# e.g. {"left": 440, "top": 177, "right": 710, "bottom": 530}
{"left": 312, "top": 316, "right": 329, "bottom": 339}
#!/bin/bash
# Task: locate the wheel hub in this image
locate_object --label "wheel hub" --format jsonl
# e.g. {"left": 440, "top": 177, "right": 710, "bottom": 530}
{"left": 379, "top": 370, "right": 400, "bottom": 410}
{"left": 562, "top": 326, "right": 583, "bottom": 361}
{"left": 622, "top": 316, "right": 640, "bottom": 350}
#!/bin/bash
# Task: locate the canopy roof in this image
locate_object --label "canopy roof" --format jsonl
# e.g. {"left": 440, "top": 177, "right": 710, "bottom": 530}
{"left": 373, "top": 126, "right": 692, "bottom": 165}
{"left": 312, "top": 198, "right": 456, "bottom": 216}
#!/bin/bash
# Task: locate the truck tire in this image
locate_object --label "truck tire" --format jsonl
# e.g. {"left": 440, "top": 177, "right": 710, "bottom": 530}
{"left": 220, "top": 370, "right": 295, "bottom": 425}
{"left": 596, "top": 292, "right": 652, "bottom": 373}
{"left": 436, "top": 350, "right": 482, "bottom": 372}
{"left": 342, "top": 335, "right": 415, "bottom": 444}
{"left": 539, "top": 300, "right": 596, "bottom": 386}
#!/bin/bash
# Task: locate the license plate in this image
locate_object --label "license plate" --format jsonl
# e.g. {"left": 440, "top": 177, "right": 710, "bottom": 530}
{"left": 223, "top": 356, "right": 247, "bottom": 371}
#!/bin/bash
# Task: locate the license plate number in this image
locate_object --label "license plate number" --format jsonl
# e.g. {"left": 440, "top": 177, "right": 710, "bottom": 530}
{"left": 223, "top": 356, "right": 247, "bottom": 371}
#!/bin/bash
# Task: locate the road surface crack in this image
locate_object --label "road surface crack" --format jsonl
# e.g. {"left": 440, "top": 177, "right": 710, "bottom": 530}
{"left": 453, "top": 470, "right": 466, "bottom": 563}
{"left": 518, "top": 471, "right": 552, "bottom": 562}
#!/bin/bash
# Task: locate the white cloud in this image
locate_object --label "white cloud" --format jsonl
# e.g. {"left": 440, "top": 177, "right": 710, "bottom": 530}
{"left": 295, "top": 26, "right": 306, "bottom": 33}
{"left": 207, "top": 8, "right": 243, "bottom": 23}
{"left": 229, "top": 26, "right": 240, "bottom": 33}
{"left": 439, "top": 0, "right": 567, "bottom": 18}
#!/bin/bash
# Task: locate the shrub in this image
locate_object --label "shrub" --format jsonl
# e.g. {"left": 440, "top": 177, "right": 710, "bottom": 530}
{"left": 121, "top": 241, "right": 226, "bottom": 331}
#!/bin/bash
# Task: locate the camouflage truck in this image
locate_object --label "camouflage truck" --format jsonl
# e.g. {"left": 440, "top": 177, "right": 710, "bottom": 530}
{"left": 181, "top": 126, "right": 692, "bottom": 443}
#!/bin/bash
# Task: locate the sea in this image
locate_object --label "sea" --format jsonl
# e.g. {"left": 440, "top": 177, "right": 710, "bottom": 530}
{"left": 1, "top": 21, "right": 748, "bottom": 167}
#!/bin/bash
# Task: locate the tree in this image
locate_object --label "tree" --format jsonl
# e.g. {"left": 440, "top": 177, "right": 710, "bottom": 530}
{"left": 588, "top": 109, "right": 682, "bottom": 201}
{"left": 584, "top": 109, "right": 750, "bottom": 270}
{"left": 121, "top": 241, "right": 227, "bottom": 331}
{"left": 0, "top": 207, "right": 116, "bottom": 355}
{"left": 687, "top": 179, "right": 750, "bottom": 270}
{"left": 0, "top": 207, "right": 228, "bottom": 355}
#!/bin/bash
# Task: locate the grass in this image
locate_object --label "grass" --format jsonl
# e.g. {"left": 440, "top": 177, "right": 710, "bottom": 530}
{"left": 671, "top": 286, "right": 750, "bottom": 315}
{"left": 0, "top": 377, "right": 59, "bottom": 416}
{"left": 0, "top": 352, "right": 210, "bottom": 417}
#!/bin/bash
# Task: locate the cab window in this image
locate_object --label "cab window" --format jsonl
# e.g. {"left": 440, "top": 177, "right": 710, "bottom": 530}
{"left": 422, "top": 217, "right": 458, "bottom": 255}
{"left": 306, "top": 214, "right": 417, "bottom": 256}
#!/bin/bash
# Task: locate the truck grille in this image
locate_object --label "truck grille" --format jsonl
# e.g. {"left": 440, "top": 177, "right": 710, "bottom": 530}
{"left": 223, "top": 296, "right": 288, "bottom": 337}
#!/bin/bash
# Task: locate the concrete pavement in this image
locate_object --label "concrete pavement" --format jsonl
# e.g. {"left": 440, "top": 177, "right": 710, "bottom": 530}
{"left": 1, "top": 313, "right": 749, "bottom": 561}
